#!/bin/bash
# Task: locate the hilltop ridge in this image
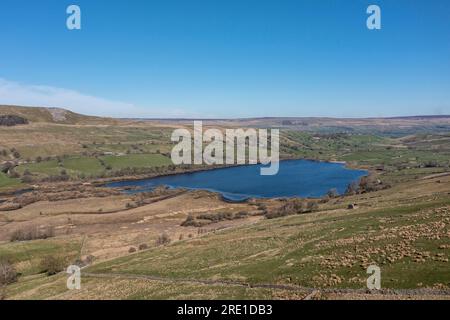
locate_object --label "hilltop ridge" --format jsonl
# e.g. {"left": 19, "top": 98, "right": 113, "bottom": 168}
{"left": 0, "top": 105, "right": 116, "bottom": 125}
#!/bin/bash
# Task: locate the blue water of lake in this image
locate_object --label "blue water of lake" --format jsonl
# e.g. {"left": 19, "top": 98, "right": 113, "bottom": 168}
{"left": 106, "top": 159, "right": 368, "bottom": 201}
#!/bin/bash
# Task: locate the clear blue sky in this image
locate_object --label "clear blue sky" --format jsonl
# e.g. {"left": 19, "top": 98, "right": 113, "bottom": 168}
{"left": 0, "top": 0, "right": 449, "bottom": 118}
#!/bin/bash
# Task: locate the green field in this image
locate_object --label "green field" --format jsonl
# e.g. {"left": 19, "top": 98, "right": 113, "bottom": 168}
{"left": 0, "top": 237, "right": 83, "bottom": 276}
{"left": 16, "top": 160, "right": 62, "bottom": 177}
{"left": 100, "top": 154, "right": 172, "bottom": 170}
{"left": 13, "top": 154, "right": 173, "bottom": 180}
{"left": 0, "top": 172, "right": 22, "bottom": 189}
{"left": 62, "top": 157, "right": 104, "bottom": 175}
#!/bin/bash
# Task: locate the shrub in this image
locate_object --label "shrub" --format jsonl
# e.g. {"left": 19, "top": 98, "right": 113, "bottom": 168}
{"left": 327, "top": 188, "right": 339, "bottom": 198}
{"left": 84, "top": 255, "right": 95, "bottom": 265}
{"left": 0, "top": 260, "right": 18, "bottom": 285}
{"left": 8, "top": 170, "right": 20, "bottom": 178}
{"left": 39, "top": 256, "right": 65, "bottom": 276}
{"left": 155, "top": 233, "right": 171, "bottom": 246}
{"left": 234, "top": 211, "right": 249, "bottom": 219}
{"left": 0, "top": 286, "right": 5, "bottom": 300}
{"left": 256, "top": 203, "right": 267, "bottom": 211}
{"left": 306, "top": 201, "right": 319, "bottom": 212}
{"left": 424, "top": 160, "right": 439, "bottom": 168}
{"left": 125, "top": 202, "right": 136, "bottom": 209}
{"left": 0, "top": 161, "right": 14, "bottom": 173}
{"left": 181, "top": 215, "right": 201, "bottom": 227}
{"left": 345, "top": 181, "right": 359, "bottom": 195}
{"left": 265, "top": 198, "right": 307, "bottom": 219}
{"left": 10, "top": 226, "right": 55, "bottom": 242}
{"left": 138, "top": 244, "right": 148, "bottom": 251}
{"left": 128, "top": 247, "right": 136, "bottom": 253}
{"left": 21, "top": 175, "right": 34, "bottom": 183}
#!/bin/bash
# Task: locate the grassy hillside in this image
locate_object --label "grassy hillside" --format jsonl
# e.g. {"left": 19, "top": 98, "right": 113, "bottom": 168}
{"left": 0, "top": 105, "right": 113, "bottom": 125}
{"left": 0, "top": 172, "right": 22, "bottom": 189}
{"left": 87, "top": 189, "right": 449, "bottom": 290}
{"left": 2, "top": 174, "right": 449, "bottom": 299}
{"left": 0, "top": 106, "right": 449, "bottom": 300}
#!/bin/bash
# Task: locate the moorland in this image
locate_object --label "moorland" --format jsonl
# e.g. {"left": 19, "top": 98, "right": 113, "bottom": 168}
{"left": 0, "top": 105, "right": 449, "bottom": 300}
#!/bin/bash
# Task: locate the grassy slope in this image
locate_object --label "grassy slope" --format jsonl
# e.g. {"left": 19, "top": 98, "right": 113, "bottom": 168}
{"left": 0, "top": 105, "right": 109, "bottom": 125}
{"left": 87, "top": 199, "right": 449, "bottom": 290}
{"left": 0, "top": 172, "right": 22, "bottom": 189}
{"left": 5, "top": 176, "right": 447, "bottom": 299}
{"left": 100, "top": 154, "right": 172, "bottom": 170}
{"left": 0, "top": 237, "right": 83, "bottom": 277}
{"left": 1, "top": 107, "right": 449, "bottom": 299}
{"left": 13, "top": 154, "right": 172, "bottom": 180}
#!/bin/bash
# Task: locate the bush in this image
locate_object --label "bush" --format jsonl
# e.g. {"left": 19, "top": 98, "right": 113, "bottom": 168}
{"left": 39, "top": 256, "right": 65, "bottom": 276}
{"left": 327, "top": 188, "right": 339, "bottom": 198}
{"left": 84, "top": 255, "right": 95, "bottom": 265}
{"left": 345, "top": 181, "right": 359, "bottom": 195}
{"left": 21, "top": 175, "right": 34, "bottom": 183}
{"left": 358, "top": 176, "right": 389, "bottom": 193}
{"left": 10, "top": 226, "right": 55, "bottom": 242}
{"left": 0, "top": 161, "right": 14, "bottom": 173}
{"left": 0, "top": 286, "right": 5, "bottom": 300}
{"left": 234, "top": 211, "right": 249, "bottom": 219}
{"left": 306, "top": 201, "right": 319, "bottom": 212}
{"left": 156, "top": 233, "right": 171, "bottom": 246}
{"left": 256, "top": 203, "right": 267, "bottom": 211}
{"left": 265, "top": 198, "right": 308, "bottom": 219}
{"left": 138, "top": 244, "right": 148, "bottom": 251}
{"left": 0, "top": 260, "right": 18, "bottom": 286}
{"left": 128, "top": 247, "right": 136, "bottom": 253}
{"left": 125, "top": 202, "right": 136, "bottom": 209}
{"left": 8, "top": 170, "right": 20, "bottom": 178}
{"left": 181, "top": 215, "right": 201, "bottom": 227}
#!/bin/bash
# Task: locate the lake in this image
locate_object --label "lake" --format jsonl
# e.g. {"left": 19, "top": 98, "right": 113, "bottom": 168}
{"left": 106, "top": 159, "right": 368, "bottom": 201}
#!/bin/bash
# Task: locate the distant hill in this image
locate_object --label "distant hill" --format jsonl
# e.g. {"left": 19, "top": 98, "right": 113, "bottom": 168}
{"left": 1, "top": 105, "right": 449, "bottom": 135}
{"left": 0, "top": 105, "right": 116, "bottom": 125}
{"left": 144, "top": 115, "right": 450, "bottom": 135}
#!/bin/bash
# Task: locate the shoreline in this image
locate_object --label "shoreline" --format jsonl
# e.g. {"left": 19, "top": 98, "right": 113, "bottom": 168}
{"left": 102, "top": 158, "right": 369, "bottom": 203}
{"left": 0, "top": 156, "right": 372, "bottom": 198}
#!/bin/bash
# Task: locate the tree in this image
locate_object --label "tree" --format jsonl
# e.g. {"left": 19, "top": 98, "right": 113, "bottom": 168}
{"left": 39, "top": 255, "right": 65, "bottom": 276}
{"left": 0, "top": 260, "right": 17, "bottom": 285}
{"left": 327, "top": 188, "right": 339, "bottom": 198}
{"left": 345, "top": 181, "right": 359, "bottom": 195}
{"left": 306, "top": 201, "right": 319, "bottom": 212}
{"left": 156, "top": 233, "right": 171, "bottom": 246}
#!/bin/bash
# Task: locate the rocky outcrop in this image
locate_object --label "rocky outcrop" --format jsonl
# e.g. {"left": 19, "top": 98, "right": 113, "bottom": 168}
{"left": 0, "top": 115, "right": 28, "bottom": 126}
